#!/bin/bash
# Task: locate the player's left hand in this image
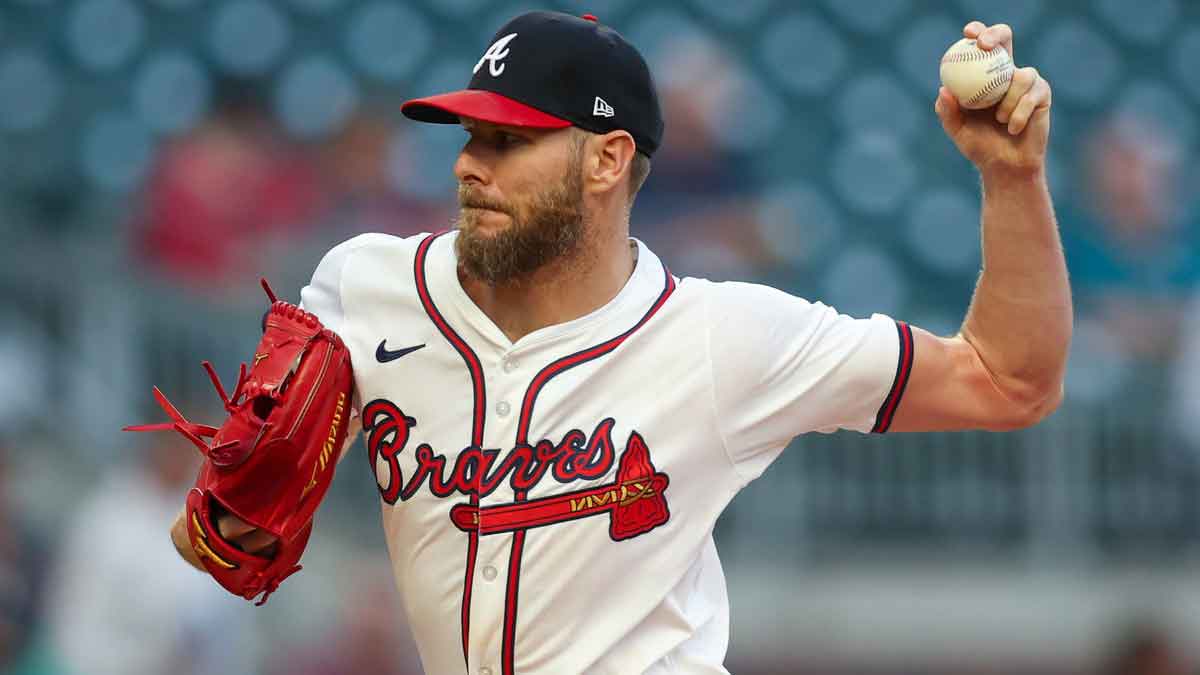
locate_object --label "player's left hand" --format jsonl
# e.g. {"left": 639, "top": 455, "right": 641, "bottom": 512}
{"left": 935, "top": 22, "right": 1052, "bottom": 176}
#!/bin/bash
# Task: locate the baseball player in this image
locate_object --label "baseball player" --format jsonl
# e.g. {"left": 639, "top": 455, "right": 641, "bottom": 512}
{"left": 164, "top": 11, "right": 1068, "bottom": 675}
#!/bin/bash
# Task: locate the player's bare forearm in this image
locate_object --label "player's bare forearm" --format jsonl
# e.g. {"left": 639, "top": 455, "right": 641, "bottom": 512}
{"left": 952, "top": 20, "right": 1071, "bottom": 412}
{"left": 961, "top": 166, "right": 1071, "bottom": 409}
{"left": 906, "top": 20, "right": 1071, "bottom": 430}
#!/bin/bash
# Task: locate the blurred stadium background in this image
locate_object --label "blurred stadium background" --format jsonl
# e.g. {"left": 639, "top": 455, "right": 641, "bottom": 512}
{"left": 1, "top": 0, "right": 1199, "bottom": 673}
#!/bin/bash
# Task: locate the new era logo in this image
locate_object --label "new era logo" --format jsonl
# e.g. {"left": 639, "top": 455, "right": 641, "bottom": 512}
{"left": 593, "top": 96, "right": 615, "bottom": 118}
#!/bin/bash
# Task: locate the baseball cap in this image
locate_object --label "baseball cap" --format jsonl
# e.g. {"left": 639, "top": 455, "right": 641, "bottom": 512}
{"left": 401, "top": 11, "right": 664, "bottom": 157}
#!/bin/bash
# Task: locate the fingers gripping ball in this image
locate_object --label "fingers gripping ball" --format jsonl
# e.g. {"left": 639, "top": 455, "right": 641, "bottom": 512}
{"left": 940, "top": 38, "right": 1014, "bottom": 109}
{"left": 126, "top": 280, "right": 354, "bottom": 605}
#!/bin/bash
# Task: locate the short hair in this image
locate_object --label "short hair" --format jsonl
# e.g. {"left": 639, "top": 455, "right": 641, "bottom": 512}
{"left": 570, "top": 127, "right": 651, "bottom": 203}
{"left": 628, "top": 151, "right": 651, "bottom": 199}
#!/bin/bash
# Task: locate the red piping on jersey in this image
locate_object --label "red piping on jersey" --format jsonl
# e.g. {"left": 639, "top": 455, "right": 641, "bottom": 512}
{"left": 871, "top": 321, "right": 914, "bottom": 433}
{"left": 501, "top": 262, "right": 676, "bottom": 675}
{"left": 416, "top": 232, "right": 487, "bottom": 444}
{"left": 414, "top": 232, "right": 486, "bottom": 668}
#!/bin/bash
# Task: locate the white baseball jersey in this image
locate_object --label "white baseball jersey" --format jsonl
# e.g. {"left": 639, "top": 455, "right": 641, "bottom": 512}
{"left": 300, "top": 231, "right": 914, "bottom": 675}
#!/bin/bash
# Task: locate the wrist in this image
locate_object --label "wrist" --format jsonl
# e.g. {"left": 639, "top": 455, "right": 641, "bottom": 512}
{"left": 979, "top": 161, "right": 1047, "bottom": 186}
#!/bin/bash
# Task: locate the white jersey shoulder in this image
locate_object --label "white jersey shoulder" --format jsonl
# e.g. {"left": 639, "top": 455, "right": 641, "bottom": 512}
{"left": 300, "top": 231, "right": 427, "bottom": 333}
{"left": 298, "top": 232, "right": 912, "bottom": 674}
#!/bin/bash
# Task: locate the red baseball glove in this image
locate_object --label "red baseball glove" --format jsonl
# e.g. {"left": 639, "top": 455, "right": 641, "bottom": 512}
{"left": 126, "top": 280, "right": 354, "bottom": 605}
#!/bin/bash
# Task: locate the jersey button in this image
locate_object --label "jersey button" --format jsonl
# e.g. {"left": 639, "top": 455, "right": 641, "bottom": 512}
{"left": 482, "top": 565, "right": 498, "bottom": 581}
{"left": 502, "top": 358, "right": 518, "bottom": 373}
{"left": 496, "top": 401, "right": 511, "bottom": 417}
{"left": 480, "top": 668, "right": 493, "bottom": 675}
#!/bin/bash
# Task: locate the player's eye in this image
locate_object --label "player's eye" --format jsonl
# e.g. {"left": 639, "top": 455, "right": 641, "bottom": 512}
{"left": 495, "top": 132, "right": 522, "bottom": 149}
{"left": 461, "top": 129, "right": 523, "bottom": 152}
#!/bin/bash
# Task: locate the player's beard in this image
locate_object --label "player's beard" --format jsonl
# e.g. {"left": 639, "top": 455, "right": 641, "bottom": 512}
{"left": 454, "top": 152, "right": 586, "bottom": 286}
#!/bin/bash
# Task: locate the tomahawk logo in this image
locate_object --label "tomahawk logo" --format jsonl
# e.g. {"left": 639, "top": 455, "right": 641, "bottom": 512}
{"left": 474, "top": 33, "right": 519, "bottom": 77}
{"left": 593, "top": 96, "right": 615, "bottom": 117}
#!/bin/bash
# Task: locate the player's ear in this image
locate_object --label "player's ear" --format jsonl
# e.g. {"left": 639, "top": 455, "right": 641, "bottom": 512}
{"left": 583, "top": 130, "right": 637, "bottom": 196}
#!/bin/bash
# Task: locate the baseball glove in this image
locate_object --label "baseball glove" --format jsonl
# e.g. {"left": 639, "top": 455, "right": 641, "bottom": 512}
{"left": 126, "top": 280, "right": 354, "bottom": 605}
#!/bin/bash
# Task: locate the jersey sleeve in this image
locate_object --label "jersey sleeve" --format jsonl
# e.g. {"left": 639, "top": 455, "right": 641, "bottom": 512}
{"left": 300, "top": 233, "right": 407, "bottom": 419}
{"left": 704, "top": 280, "right": 914, "bottom": 481}
{"left": 299, "top": 233, "right": 397, "bottom": 332}
{"left": 299, "top": 243, "right": 349, "bottom": 332}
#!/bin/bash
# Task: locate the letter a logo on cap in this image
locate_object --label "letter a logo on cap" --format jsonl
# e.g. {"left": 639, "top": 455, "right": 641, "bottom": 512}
{"left": 593, "top": 96, "right": 615, "bottom": 118}
{"left": 474, "top": 33, "right": 519, "bottom": 78}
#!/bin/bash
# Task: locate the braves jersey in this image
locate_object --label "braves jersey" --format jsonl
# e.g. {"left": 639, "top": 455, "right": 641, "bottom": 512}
{"left": 299, "top": 231, "right": 914, "bottom": 675}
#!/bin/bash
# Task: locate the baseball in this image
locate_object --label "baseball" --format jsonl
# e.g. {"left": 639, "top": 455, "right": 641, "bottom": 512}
{"left": 939, "top": 37, "right": 1014, "bottom": 109}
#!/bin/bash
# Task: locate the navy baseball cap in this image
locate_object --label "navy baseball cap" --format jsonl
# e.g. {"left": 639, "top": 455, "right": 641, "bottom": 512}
{"left": 401, "top": 11, "right": 664, "bottom": 157}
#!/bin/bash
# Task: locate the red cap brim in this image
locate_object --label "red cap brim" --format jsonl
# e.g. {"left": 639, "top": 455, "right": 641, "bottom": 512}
{"left": 401, "top": 90, "right": 573, "bottom": 129}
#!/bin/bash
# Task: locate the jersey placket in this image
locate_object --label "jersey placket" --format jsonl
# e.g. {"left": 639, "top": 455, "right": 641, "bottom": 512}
{"left": 470, "top": 348, "right": 525, "bottom": 675}
{"left": 494, "top": 265, "right": 676, "bottom": 675}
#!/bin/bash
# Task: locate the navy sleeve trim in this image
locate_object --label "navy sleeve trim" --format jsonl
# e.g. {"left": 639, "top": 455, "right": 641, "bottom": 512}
{"left": 871, "top": 321, "right": 914, "bottom": 433}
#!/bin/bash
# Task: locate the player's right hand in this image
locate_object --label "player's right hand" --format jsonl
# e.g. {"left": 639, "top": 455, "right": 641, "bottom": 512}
{"left": 215, "top": 510, "right": 281, "bottom": 556}
{"left": 934, "top": 21, "right": 1052, "bottom": 177}
{"left": 170, "top": 507, "right": 280, "bottom": 571}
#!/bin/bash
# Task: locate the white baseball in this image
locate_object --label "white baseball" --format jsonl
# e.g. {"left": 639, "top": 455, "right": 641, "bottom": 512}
{"left": 939, "top": 38, "right": 1014, "bottom": 109}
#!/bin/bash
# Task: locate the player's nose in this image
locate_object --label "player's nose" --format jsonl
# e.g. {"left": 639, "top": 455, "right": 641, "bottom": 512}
{"left": 454, "top": 145, "right": 490, "bottom": 187}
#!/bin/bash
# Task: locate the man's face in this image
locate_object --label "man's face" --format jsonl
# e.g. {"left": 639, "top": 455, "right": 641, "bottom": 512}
{"left": 453, "top": 119, "right": 586, "bottom": 285}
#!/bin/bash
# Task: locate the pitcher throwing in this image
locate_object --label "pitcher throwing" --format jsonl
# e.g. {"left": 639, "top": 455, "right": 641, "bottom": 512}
{"left": 147, "top": 12, "right": 1067, "bottom": 675}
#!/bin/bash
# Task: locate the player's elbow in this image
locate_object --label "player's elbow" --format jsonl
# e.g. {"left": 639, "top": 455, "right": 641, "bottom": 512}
{"left": 985, "top": 378, "right": 1064, "bottom": 431}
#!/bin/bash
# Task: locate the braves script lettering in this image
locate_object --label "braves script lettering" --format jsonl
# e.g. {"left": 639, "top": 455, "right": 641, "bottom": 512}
{"left": 362, "top": 398, "right": 670, "bottom": 541}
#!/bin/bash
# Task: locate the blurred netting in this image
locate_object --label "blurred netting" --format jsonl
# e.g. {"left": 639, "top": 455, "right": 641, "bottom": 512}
{"left": 2, "top": 1, "right": 1200, "bottom": 672}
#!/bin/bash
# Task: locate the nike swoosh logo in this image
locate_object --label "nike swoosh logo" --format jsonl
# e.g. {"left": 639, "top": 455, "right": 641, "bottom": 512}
{"left": 376, "top": 341, "right": 426, "bottom": 363}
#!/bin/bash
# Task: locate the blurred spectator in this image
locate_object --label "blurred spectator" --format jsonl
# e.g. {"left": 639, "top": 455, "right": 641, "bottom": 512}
{"left": 132, "top": 78, "right": 326, "bottom": 297}
{"left": 310, "top": 111, "right": 451, "bottom": 239}
{"left": 1102, "top": 621, "right": 1192, "bottom": 675}
{"left": 1060, "top": 115, "right": 1199, "bottom": 363}
{"left": 45, "top": 438, "right": 257, "bottom": 675}
{"left": 266, "top": 559, "right": 422, "bottom": 675}
{"left": 0, "top": 445, "right": 49, "bottom": 670}
{"left": 250, "top": 109, "right": 455, "bottom": 299}
{"left": 632, "top": 34, "right": 771, "bottom": 280}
